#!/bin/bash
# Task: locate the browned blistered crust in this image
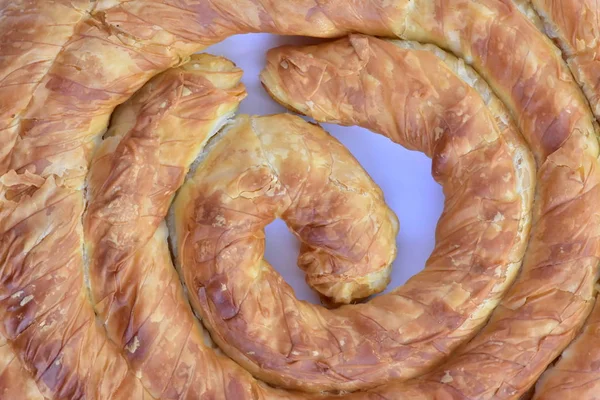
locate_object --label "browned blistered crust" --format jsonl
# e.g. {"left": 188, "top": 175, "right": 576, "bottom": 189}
{"left": 261, "top": 25, "right": 600, "bottom": 398}
{"left": 530, "top": 0, "right": 600, "bottom": 120}
{"left": 0, "top": 0, "right": 599, "bottom": 399}
{"left": 522, "top": 1, "right": 600, "bottom": 398}
{"left": 174, "top": 36, "right": 532, "bottom": 393}
{"left": 173, "top": 113, "right": 400, "bottom": 391}
{"left": 0, "top": 0, "right": 91, "bottom": 174}
{"left": 534, "top": 298, "right": 600, "bottom": 400}
{"left": 0, "top": 171, "right": 150, "bottom": 399}
{"left": 83, "top": 54, "right": 258, "bottom": 398}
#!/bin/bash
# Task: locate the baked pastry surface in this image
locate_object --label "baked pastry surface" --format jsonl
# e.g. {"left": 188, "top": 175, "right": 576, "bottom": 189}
{"left": 176, "top": 36, "right": 533, "bottom": 393}
{"left": 2, "top": 1, "right": 600, "bottom": 399}
{"left": 262, "top": 32, "right": 600, "bottom": 398}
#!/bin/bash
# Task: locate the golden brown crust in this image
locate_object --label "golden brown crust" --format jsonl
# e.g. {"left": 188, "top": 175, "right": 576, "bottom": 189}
{"left": 0, "top": 0, "right": 91, "bottom": 175}
{"left": 173, "top": 33, "right": 533, "bottom": 392}
{"left": 1, "top": 0, "right": 600, "bottom": 398}
{"left": 261, "top": 23, "right": 600, "bottom": 397}
{"left": 534, "top": 299, "right": 600, "bottom": 399}
{"left": 531, "top": 0, "right": 600, "bottom": 119}
{"left": 524, "top": 2, "right": 600, "bottom": 397}
{"left": 0, "top": 172, "right": 150, "bottom": 399}
{"left": 0, "top": 339, "right": 43, "bottom": 400}
{"left": 83, "top": 54, "right": 256, "bottom": 398}
{"left": 173, "top": 114, "right": 401, "bottom": 391}
{"left": 0, "top": 6, "right": 80, "bottom": 387}
{"left": 85, "top": 54, "right": 246, "bottom": 334}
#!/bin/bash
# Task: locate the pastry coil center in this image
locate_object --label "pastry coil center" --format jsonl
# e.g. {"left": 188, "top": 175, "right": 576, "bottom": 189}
{"left": 172, "top": 36, "right": 534, "bottom": 393}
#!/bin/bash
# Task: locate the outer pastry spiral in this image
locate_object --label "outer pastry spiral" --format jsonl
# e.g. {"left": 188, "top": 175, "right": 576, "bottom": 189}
{"left": 261, "top": 31, "right": 600, "bottom": 398}
{"left": 2, "top": 1, "right": 600, "bottom": 399}
{"left": 261, "top": 29, "right": 600, "bottom": 398}
{"left": 521, "top": 1, "right": 600, "bottom": 398}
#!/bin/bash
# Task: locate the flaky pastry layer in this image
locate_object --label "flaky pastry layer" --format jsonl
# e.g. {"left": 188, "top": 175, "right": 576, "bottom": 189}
{"left": 173, "top": 36, "right": 533, "bottom": 393}
{"left": 1, "top": 0, "right": 600, "bottom": 399}
{"left": 261, "top": 29, "right": 600, "bottom": 398}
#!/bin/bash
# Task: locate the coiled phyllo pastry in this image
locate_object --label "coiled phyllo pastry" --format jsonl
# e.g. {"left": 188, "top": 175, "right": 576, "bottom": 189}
{"left": 1, "top": 1, "right": 599, "bottom": 399}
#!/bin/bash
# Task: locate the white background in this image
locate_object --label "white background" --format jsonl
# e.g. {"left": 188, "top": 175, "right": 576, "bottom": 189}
{"left": 208, "top": 34, "right": 444, "bottom": 303}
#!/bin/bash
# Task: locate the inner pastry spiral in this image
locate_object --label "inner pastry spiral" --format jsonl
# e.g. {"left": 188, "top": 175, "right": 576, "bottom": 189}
{"left": 173, "top": 35, "right": 533, "bottom": 393}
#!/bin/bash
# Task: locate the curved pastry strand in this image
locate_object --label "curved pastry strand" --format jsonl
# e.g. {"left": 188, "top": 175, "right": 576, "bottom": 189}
{"left": 0, "top": 172, "right": 150, "bottom": 398}
{"left": 173, "top": 113, "right": 401, "bottom": 391}
{"left": 261, "top": 30, "right": 600, "bottom": 398}
{"left": 173, "top": 35, "right": 533, "bottom": 393}
{"left": 531, "top": 0, "right": 600, "bottom": 120}
{"left": 84, "top": 54, "right": 245, "bottom": 344}
{"left": 83, "top": 54, "right": 256, "bottom": 398}
{"left": 1, "top": 0, "right": 599, "bottom": 398}
{"left": 534, "top": 300, "right": 600, "bottom": 399}
{"left": 522, "top": 1, "right": 600, "bottom": 398}
{"left": 0, "top": 0, "right": 91, "bottom": 173}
